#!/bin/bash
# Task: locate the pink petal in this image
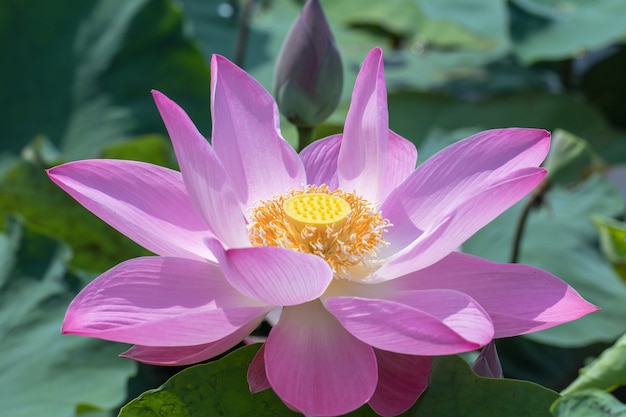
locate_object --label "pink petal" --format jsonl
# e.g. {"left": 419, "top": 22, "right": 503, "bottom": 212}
{"left": 337, "top": 47, "right": 388, "bottom": 202}
{"left": 382, "top": 130, "right": 418, "bottom": 200}
{"left": 210, "top": 55, "right": 306, "bottom": 206}
{"left": 247, "top": 344, "right": 271, "bottom": 393}
{"left": 323, "top": 289, "right": 494, "bottom": 355}
{"left": 368, "top": 350, "right": 432, "bottom": 417}
{"left": 382, "top": 128, "right": 550, "bottom": 248}
{"left": 300, "top": 130, "right": 417, "bottom": 200}
{"left": 299, "top": 133, "right": 341, "bottom": 189}
{"left": 264, "top": 301, "right": 377, "bottom": 416}
{"left": 62, "top": 256, "right": 270, "bottom": 346}
{"left": 386, "top": 251, "right": 599, "bottom": 338}
{"left": 152, "top": 90, "right": 249, "bottom": 248}
{"left": 207, "top": 239, "right": 333, "bottom": 306}
{"left": 376, "top": 167, "right": 547, "bottom": 280}
{"left": 472, "top": 341, "right": 503, "bottom": 378}
{"left": 47, "top": 160, "right": 214, "bottom": 261}
{"left": 120, "top": 318, "right": 263, "bottom": 366}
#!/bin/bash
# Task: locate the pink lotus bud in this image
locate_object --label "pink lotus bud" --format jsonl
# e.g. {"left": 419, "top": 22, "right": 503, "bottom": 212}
{"left": 274, "top": 0, "right": 343, "bottom": 128}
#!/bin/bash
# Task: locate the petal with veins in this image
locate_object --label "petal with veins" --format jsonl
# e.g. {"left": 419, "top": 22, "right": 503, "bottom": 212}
{"left": 210, "top": 55, "right": 306, "bottom": 206}
{"left": 377, "top": 167, "right": 547, "bottom": 277}
{"left": 384, "top": 251, "right": 599, "bottom": 338}
{"left": 152, "top": 90, "right": 249, "bottom": 248}
{"left": 324, "top": 289, "right": 494, "bottom": 355}
{"left": 62, "top": 256, "right": 270, "bottom": 346}
{"left": 247, "top": 344, "right": 271, "bottom": 393}
{"left": 368, "top": 350, "right": 432, "bottom": 417}
{"left": 301, "top": 129, "right": 417, "bottom": 201}
{"left": 338, "top": 47, "right": 388, "bottom": 202}
{"left": 207, "top": 239, "right": 333, "bottom": 306}
{"left": 382, "top": 128, "right": 549, "bottom": 248}
{"left": 121, "top": 317, "right": 263, "bottom": 366}
{"left": 265, "top": 301, "right": 377, "bottom": 417}
{"left": 47, "top": 160, "right": 215, "bottom": 261}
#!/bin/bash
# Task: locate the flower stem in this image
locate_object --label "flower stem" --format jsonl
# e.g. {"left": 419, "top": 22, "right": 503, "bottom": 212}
{"left": 510, "top": 179, "right": 552, "bottom": 263}
{"left": 296, "top": 126, "right": 316, "bottom": 153}
{"left": 234, "top": 0, "right": 256, "bottom": 68}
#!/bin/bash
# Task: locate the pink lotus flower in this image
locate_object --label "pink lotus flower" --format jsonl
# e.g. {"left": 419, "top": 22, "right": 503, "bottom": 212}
{"left": 48, "top": 48, "right": 596, "bottom": 417}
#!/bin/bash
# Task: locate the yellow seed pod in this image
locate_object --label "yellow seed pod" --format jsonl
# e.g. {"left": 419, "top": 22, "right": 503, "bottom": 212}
{"left": 283, "top": 193, "right": 351, "bottom": 228}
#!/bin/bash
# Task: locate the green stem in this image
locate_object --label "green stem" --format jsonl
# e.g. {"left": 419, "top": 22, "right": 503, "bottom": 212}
{"left": 296, "top": 126, "right": 316, "bottom": 153}
{"left": 510, "top": 179, "right": 551, "bottom": 263}
{"left": 234, "top": 0, "right": 256, "bottom": 68}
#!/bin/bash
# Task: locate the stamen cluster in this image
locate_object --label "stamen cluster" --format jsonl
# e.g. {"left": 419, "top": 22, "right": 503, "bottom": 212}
{"left": 248, "top": 185, "right": 390, "bottom": 279}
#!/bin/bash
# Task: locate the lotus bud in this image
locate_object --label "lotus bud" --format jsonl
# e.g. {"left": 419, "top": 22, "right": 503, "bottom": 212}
{"left": 274, "top": 0, "right": 343, "bottom": 128}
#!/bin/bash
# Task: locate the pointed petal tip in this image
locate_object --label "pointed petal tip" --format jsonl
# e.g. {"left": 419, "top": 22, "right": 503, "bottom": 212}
{"left": 211, "top": 53, "right": 227, "bottom": 64}
{"left": 46, "top": 161, "right": 76, "bottom": 179}
{"left": 150, "top": 89, "right": 166, "bottom": 101}
{"left": 60, "top": 323, "right": 91, "bottom": 339}
{"left": 362, "top": 47, "right": 384, "bottom": 73}
{"left": 60, "top": 312, "right": 79, "bottom": 335}
{"left": 540, "top": 283, "right": 601, "bottom": 329}
{"left": 211, "top": 54, "right": 238, "bottom": 73}
{"left": 151, "top": 89, "right": 176, "bottom": 113}
{"left": 495, "top": 127, "right": 552, "bottom": 155}
{"left": 210, "top": 54, "right": 219, "bottom": 69}
{"left": 523, "top": 292, "right": 600, "bottom": 337}
{"left": 118, "top": 349, "right": 144, "bottom": 363}
{"left": 577, "top": 296, "right": 601, "bottom": 315}
{"left": 369, "top": 46, "right": 383, "bottom": 58}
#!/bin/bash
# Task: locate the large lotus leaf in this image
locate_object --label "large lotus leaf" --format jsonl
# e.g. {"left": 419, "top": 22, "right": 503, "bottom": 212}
{"left": 118, "top": 343, "right": 376, "bottom": 416}
{"left": 409, "top": 0, "right": 509, "bottom": 52}
{"left": 323, "top": 0, "right": 509, "bottom": 51}
{"left": 0, "top": 221, "right": 136, "bottom": 417}
{"left": 0, "top": 0, "right": 210, "bottom": 159}
{"left": 513, "top": 0, "right": 626, "bottom": 63}
{"left": 410, "top": 355, "right": 559, "bottom": 417}
{"left": 118, "top": 342, "right": 560, "bottom": 417}
{"left": 511, "top": 0, "right": 575, "bottom": 19}
{"left": 118, "top": 344, "right": 301, "bottom": 417}
{"left": 325, "top": 0, "right": 423, "bottom": 36}
{"left": 551, "top": 389, "right": 626, "bottom": 417}
{"left": 323, "top": 0, "right": 509, "bottom": 92}
{"left": 464, "top": 174, "right": 626, "bottom": 346}
{"left": 175, "top": 0, "right": 239, "bottom": 61}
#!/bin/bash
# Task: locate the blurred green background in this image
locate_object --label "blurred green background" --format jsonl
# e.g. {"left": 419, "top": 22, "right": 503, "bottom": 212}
{"left": 1, "top": 0, "right": 626, "bottom": 416}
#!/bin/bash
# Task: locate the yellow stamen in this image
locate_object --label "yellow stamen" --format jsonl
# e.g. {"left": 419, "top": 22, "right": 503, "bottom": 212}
{"left": 248, "top": 185, "right": 390, "bottom": 280}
